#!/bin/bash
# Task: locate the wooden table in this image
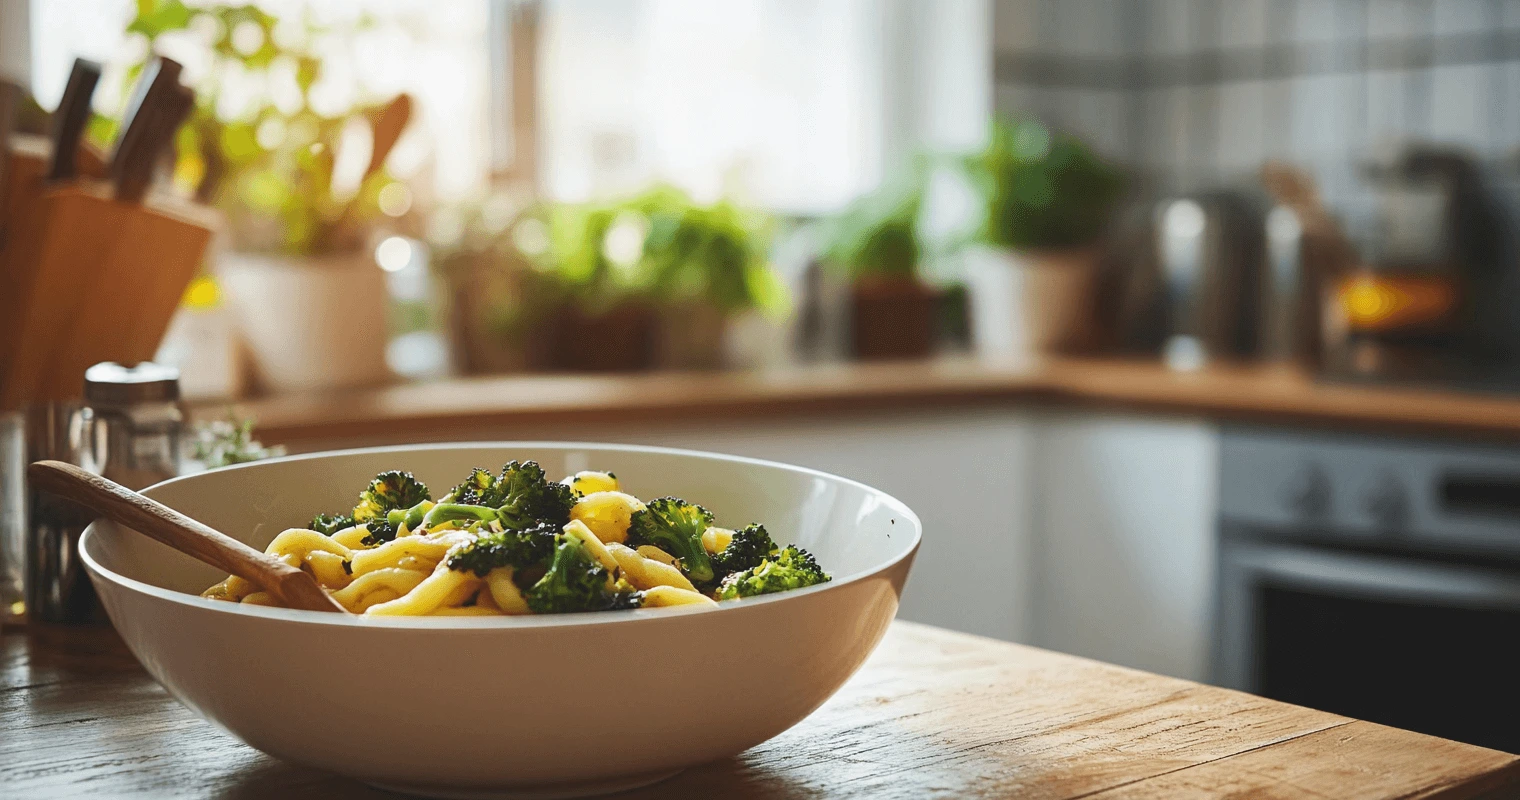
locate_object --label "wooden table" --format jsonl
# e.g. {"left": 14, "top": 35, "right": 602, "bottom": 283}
{"left": 5, "top": 621, "right": 1517, "bottom": 799}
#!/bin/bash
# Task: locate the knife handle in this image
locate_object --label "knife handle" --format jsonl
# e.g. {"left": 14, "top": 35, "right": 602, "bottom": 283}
{"left": 46, "top": 59, "right": 102, "bottom": 182}
{"left": 109, "top": 57, "right": 182, "bottom": 185}
{"left": 114, "top": 83, "right": 193, "bottom": 205}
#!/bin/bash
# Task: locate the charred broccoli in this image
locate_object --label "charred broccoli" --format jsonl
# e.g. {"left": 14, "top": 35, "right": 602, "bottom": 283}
{"left": 711, "top": 523, "right": 777, "bottom": 579}
{"left": 445, "top": 520, "right": 559, "bottom": 576}
{"left": 449, "top": 467, "right": 496, "bottom": 505}
{"left": 525, "top": 533, "right": 642, "bottom": 613}
{"left": 627, "top": 497, "right": 716, "bottom": 583}
{"left": 482, "top": 461, "right": 576, "bottom": 530}
{"left": 715, "top": 545, "right": 830, "bottom": 600}
{"left": 309, "top": 513, "right": 355, "bottom": 535}
{"left": 352, "top": 471, "right": 431, "bottom": 523}
{"left": 359, "top": 517, "right": 400, "bottom": 547}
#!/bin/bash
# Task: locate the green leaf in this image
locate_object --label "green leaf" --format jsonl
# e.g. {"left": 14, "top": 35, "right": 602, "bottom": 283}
{"left": 128, "top": 0, "right": 194, "bottom": 37}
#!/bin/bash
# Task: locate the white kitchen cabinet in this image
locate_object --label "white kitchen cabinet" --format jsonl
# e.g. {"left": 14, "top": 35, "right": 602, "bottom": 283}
{"left": 1026, "top": 412, "right": 1219, "bottom": 681}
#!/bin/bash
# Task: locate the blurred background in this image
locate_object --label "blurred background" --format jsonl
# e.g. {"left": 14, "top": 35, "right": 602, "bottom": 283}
{"left": 4, "top": 0, "right": 1520, "bottom": 754}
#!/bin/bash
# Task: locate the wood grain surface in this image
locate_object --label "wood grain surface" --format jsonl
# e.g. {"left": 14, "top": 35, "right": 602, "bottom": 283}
{"left": 4, "top": 621, "right": 1516, "bottom": 799}
{"left": 199, "top": 357, "right": 1520, "bottom": 450}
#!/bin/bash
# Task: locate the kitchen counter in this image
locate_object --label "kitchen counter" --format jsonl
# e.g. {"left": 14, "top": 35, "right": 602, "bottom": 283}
{"left": 203, "top": 357, "right": 1520, "bottom": 448}
{"left": 5, "top": 621, "right": 1517, "bottom": 799}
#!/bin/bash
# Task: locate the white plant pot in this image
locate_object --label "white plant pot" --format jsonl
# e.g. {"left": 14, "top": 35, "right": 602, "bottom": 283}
{"left": 219, "top": 251, "right": 392, "bottom": 393}
{"left": 964, "top": 246, "right": 1099, "bottom": 358}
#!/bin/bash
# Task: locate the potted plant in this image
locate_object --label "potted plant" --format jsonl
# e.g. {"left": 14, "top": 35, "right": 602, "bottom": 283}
{"left": 108, "top": 3, "right": 412, "bottom": 393}
{"left": 963, "top": 118, "right": 1124, "bottom": 355}
{"left": 823, "top": 182, "right": 940, "bottom": 360}
{"left": 629, "top": 187, "right": 784, "bottom": 369}
{"left": 461, "top": 187, "right": 783, "bottom": 373}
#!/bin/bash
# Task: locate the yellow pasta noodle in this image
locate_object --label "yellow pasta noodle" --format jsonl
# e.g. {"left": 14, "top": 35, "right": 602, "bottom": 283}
{"left": 563, "top": 470, "right": 619, "bottom": 496}
{"left": 701, "top": 526, "right": 734, "bottom": 554}
{"left": 364, "top": 566, "right": 477, "bottom": 616}
{"left": 636, "top": 545, "right": 676, "bottom": 565}
{"left": 330, "top": 568, "right": 429, "bottom": 610}
{"left": 349, "top": 531, "right": 470, "bottom": 576}
{"left": 563, "top": 520, "right": 619, "bottom": 571}
{"left": 569, "top": 491, "right": 644, "bottom": 544}
{"left": 485, "top": 568, "right": 530, "bottom": 615}
{"left": 305, "top": 550, "right": 352, "bottom": 590}
{"left": 642, "top": 586, "right": 718, "bottom": 608}
{"left": 354, "top": 589, "right": 401, "bottom": 613}
{"left": 606, "top": 543, "right": 698, "bottom": 593}
{"left": 203, "top": 573, "right": 254, "bottom": 602}
{"left": 331, "top": 525, "right": 373, "bottom": 549}
{"left": 267, "top": 529, "right": 353, "bottom": 562}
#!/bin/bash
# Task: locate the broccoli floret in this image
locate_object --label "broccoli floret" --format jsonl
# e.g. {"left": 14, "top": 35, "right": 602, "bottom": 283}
{"left": 715, "top": 545, "right": 830, "bottom": 600}
{"left": 359, "top": 518, "right": 400, "bottom": 547}
{"left": 626, "top": 497, "right": 716, "bottom": 583}
{"left": 420, "top": 503, "right": 500, "bottom": 531}
{"left": 711, "top": 523, "right": 777, "bottom": 579}
{"left": 450, "top": 467, "right": 496, "bottom": 505}
{"left": 352, "top": 471, "right": 431, "bottom": 522}
{"left": 446, "top": 521, "right": 559, "bottom": 576}
{"left": 309, "top": 513, "right": 355, "bottom": 535}
{"left": 525, "top": 533, "right": 643, "bottom": 613}
{"left": 482, "top": 461, "right": 576, "bottom": 530}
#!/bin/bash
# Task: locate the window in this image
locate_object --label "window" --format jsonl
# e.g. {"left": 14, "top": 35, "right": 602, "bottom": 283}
{"left": 28, "top": 0, "right": 493, "bottom": 201}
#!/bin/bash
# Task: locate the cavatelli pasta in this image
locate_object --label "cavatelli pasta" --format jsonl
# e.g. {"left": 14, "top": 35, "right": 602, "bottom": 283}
{"left": 201, "top": 461, "right": 830, "bottom": 615}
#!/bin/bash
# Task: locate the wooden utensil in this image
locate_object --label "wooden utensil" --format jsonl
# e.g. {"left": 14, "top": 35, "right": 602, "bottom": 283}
{"left": 364, "top": 93, "right": 412, "bottom": 182}
{"left": 26, "top": 460, "right": 348, "bottom": 613}
{"left": 328, "top": 93, "right": 412, "bottom": 246}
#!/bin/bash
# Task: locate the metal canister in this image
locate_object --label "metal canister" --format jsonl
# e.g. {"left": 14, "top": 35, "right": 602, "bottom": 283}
{"left": 79, "top": 362, "right": 184, "bottom": 491}
{"left": 25, "top": 363, "right": 182, "bottom": 623}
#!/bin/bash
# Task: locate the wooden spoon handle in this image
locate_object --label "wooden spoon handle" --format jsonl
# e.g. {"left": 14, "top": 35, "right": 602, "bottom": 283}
{"left": 27, "top": 460, "right": 347, "bottom": 614}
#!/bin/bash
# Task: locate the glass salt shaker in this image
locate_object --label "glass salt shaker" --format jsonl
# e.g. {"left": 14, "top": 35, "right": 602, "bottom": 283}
{"left": 24, "top": 364, "right": 183, "bottom": 624}
{"left": 80, "top": 362, "right": 184, "bottom": 491}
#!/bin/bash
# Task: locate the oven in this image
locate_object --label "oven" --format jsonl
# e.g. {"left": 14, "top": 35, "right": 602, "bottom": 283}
{"left": 1213, "top": 428, "right": 1520, "bottom": 754}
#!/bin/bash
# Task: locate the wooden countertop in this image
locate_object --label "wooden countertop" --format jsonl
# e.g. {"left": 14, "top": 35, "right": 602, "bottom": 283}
{"left": 206, "top": 357, "right": 1520, "bottom": 448}
{"left": 5, "top": 621, "right": 1517, "bottom": 799}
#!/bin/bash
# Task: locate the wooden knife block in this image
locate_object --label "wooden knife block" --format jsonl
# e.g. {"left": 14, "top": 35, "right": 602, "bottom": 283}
{"left": 1, "top": 144, "right": 214, "bottom": 410}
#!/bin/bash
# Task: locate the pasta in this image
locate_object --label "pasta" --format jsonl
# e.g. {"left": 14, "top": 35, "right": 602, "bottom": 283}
{"left": 203, "top": 460, "right": 831, "bottom": 616}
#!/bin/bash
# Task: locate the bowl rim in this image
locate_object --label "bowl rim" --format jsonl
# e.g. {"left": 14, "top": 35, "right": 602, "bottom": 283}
{"left": 80, "top": 441, "right": 922, "bottom": 630}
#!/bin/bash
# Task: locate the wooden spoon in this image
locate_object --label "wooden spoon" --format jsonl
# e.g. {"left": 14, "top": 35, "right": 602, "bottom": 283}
{"left": 326, "top": 93, "right": 412, "bottom": 250}
{"left": 27, "top": 460, "right": 348, "bottom": 613}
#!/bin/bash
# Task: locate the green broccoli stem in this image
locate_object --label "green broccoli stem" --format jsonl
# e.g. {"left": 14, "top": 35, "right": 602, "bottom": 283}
{"left": 421, "top": 503, "right": 498, "bottom": 530}
{"left": 387, "top": 500, "right": 435, "bottom": 532}
{"left": 670, "top": 539, "right": 714, "bottom": 583}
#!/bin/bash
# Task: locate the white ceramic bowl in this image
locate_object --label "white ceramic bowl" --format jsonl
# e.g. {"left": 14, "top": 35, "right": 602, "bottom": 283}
{"left": 80, "top": 443, "right": 920, "bottom": 799}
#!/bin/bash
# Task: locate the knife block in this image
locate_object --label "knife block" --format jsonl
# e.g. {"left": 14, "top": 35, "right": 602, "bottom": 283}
{"left": 0, "top": 163, "right": 214, "bottom": 411}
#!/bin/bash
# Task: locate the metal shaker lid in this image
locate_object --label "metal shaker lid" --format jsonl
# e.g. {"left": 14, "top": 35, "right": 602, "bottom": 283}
{"left": 84, "top": 362, "right": 180, "bottom": 405}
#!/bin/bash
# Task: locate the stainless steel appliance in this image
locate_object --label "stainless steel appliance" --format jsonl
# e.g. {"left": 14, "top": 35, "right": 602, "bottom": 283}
{"left": 1320, "top": 147, "right": 1509, "bottom": 385}
{"left": 1112, "top": 190, "right": 1267, "bottom": 368}
{"left": 1213, "top": 427, "right": 1520, "bottom": 753}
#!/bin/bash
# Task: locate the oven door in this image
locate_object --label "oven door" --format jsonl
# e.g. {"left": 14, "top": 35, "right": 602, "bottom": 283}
{"left": 1213, "top": 536, "right": 1520, "bottom": 753}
